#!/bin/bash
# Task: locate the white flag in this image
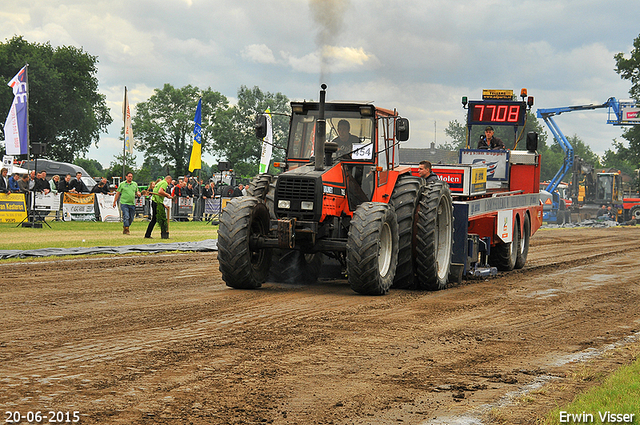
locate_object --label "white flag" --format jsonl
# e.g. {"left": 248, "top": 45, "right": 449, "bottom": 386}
{"left": 258, "top": 108, "right": 273, "bottom": 174}
{"left": 123, "top": 87, "right": 134, "bottom": 154}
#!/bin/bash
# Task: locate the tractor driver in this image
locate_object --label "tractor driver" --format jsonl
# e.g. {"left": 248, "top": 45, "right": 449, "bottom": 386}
{"left": 332, "top": 119, "right": 360, "bottom": 158}
{"left": 478, "top": 126, "right": 506, "bottom": 150}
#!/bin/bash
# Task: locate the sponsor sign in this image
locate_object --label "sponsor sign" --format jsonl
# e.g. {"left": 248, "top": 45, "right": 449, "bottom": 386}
{"left": 63, "top": 193, "right": 95, "bottom": 221}
{"left": 0, "top": 192, "right": 27, "bottom": 223}
{"left": 482, "top": 89, "right": 514, "bottom": 100}
{"left": 431, "top": 164, "right": 487, "bottom": 197}
{"left": 96, "top": 193, "right": 120, "bottom": 222}
{"left": 172, "top": 196, "right": 192, "bottom": 218}
{"left": 622, "top": 106, "right": 640, "bottom": 123}
{"left": 33, "top": 192, "right": 60, "bottom": 212}
{"left": 460, "top": 149, "right": 510, "bottom": 181}
{"left": 437, "top": 168, "right": 464, "bottom": 193}
{"left": 497, "top": 210, "right": 513, "bottom": 243}
{"left": 204, "top": 198, "right": 221, "bottom": 215}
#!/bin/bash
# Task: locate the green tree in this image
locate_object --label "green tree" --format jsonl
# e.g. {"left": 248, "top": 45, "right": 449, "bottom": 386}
{"left": 614, "top": 34, "right": 640, "bottom": 100}
{"left": 132, "top": 84, "right": 229, "bottom": 178}
{"left": 135, "top": 155, "right": 169, "bottom": 186}
{"left": 0, "top": 36, "right": 112, "bottom": 161}
{"left": 612, "top": 32, "right": 640, "bottom": 188}
{"left": 602, "top": 134, "right": 640, "bottom": 191}
{"left": 540, "top": 134, "right": 601, "bottom": 182}
{"left": 74, "top": 158, "right": 104, "bottom": 178}
{"left": 105, "top": 152, "right": 137, "bottom": 180}
{"left": 214, "top": 85, "right": 290, "bottom": 178}
{"left": 441, "top": 119, "right": 467, "bottom": 150}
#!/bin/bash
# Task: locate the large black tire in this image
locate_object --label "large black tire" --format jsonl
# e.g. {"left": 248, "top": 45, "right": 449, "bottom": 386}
{"left": 247, "top": 173, "right": 272, "bottom": 200}
{"left": 347, "top": 202, "right": 399, "bottom": 295}
{"left": 489, "top": 216, "right": 520, "bottom": 271}
{"left": 218, "top": 196, "right": 272, "bottom": 289}
{"left": 515, "top": 213, "right": 531, "bottom": 269}
{"left": 629, "top": 205, "right": 640, "bottom": 221}
{"left": 270, "top": 251, "right": 323, "bottom": 284}
{"left": 389, "top": 174, "right": 424, "bottom": 289}
{"left": 415, "top": 181, "right": 454, "bottom": 291}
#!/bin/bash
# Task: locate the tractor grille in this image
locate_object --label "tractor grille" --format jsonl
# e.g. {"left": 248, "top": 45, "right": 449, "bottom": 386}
{"left": 275, "top": 177, "right": 318, "bottom": 220}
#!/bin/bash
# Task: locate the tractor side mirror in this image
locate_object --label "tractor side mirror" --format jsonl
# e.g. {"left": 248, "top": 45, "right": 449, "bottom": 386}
{"left": 255, "top": 114, "right": 268, "bottom": 140}
{"left": 526, "top": 132, "right": 538, "bottom": 152}
{"left": 396, "top": 118, "right": 409, "bottom": 142}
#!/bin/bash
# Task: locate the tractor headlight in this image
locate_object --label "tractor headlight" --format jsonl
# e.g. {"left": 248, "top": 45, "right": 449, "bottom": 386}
{"left": 278, "top": 200, "right": 291, "bottom": 209}
{"left": 301, "top": 201, "right": 314, "bottom": 211}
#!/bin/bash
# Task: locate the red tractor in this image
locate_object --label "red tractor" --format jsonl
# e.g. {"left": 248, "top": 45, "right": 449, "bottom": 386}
{"left": 217, "top": 85, "right": 454, "bottom": 295}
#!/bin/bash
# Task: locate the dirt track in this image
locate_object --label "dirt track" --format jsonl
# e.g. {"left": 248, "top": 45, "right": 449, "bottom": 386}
{"left": 2, "top": 226, "right": 640, "bottom": 424}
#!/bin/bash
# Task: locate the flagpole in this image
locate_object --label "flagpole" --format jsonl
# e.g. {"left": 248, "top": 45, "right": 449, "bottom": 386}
{"left": 122, "top": 86, "right": 127, "bottom": 181}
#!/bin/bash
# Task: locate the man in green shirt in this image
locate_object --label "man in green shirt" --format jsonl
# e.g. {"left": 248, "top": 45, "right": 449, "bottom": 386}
{"left": 145, "top": 175, "right": 174, "bottom": 239}
{"left": 113, "top": 172, "right": 141, "bottom": 234}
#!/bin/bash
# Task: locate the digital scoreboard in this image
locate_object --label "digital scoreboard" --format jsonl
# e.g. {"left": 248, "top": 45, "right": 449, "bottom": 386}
{"left": 467, "top": 100, "right": 527, "bottom": 127}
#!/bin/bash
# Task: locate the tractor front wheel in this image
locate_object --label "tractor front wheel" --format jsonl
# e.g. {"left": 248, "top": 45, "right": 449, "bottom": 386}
{"left": 218, "top": 196, "right": 272, "bottom": 289}
{"left": 347, "top": 202, "right": 399, "bottom": 295}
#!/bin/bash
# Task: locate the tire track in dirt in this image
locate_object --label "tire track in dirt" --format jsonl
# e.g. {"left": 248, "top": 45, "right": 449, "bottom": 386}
{"left": 2, "top": 227, "right": 640, "bottom": 424}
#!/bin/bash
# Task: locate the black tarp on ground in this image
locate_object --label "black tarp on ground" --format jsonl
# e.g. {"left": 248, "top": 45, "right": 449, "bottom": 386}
{"left": 0, "top": 239, "right": 218, "bottom": 260}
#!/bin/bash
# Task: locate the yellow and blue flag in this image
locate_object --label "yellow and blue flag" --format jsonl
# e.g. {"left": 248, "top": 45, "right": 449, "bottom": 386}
{"left": 188, "top": 98, "right": 202, "bottom": 172}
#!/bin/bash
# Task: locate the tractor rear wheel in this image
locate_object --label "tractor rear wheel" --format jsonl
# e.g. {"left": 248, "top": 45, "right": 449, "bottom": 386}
{"left": 629, "top": 205, "right": 640, "bottom": 221}
{"left": 247, "top": 173, "right": 272, "bottom": 200}
{"left": 515, "top": 214, "right": 530, "bottom": 269}
{"left": 414, "top": 181, "right": 454, "bottom": 291}
{"left": 347, "top": 202, "right": 399, "bottom": 295}
{"left": 489, "top": 217, "right": 519, "bottom": 271}
{"left": 270, "top": 251, "right": 323, "bottom": 284}
{"left": 218, "top": 196, "right": 272, "bottom": 289}
{"left": 389, "top": 174, "right": 424, "bottom": 289}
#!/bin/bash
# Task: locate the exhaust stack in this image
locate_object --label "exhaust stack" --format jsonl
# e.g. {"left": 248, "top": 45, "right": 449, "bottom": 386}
{"left": 315, "top": 84, "right": 327, "bottom": 171}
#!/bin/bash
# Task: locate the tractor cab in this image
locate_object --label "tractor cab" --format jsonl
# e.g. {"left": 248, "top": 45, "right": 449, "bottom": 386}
{"left": 287, "top": 102, "right": 376, "bottom": 165}
{"left": 256, "top": 87, "right": 409, "bottom": 222}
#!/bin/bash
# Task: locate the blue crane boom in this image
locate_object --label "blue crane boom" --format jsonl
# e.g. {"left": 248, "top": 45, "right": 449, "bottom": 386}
{"left": 536, "top": 97, "right": 638, "bottom": 223}
{"left": 536, "top": 97, "right": 636, "bottom": 194}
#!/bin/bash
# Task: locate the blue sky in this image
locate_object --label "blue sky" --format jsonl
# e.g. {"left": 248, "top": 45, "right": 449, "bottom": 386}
{"left": 1, "top": 0, "right": 639, "bottom": 169}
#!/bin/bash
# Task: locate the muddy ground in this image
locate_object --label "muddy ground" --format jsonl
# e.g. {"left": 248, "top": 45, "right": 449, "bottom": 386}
{"left": 2, "top": 226, "right": 640, "bottom": 424}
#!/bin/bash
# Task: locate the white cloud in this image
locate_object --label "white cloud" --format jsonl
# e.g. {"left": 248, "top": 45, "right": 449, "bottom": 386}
{"left": 1, "top": 0, "right": 639, "bottom": 166}
{"left": 280, "top": 45, "right": 378, "bottom": 74}
{"left": 242, "top": 44, "right": 277, "bottom": 64}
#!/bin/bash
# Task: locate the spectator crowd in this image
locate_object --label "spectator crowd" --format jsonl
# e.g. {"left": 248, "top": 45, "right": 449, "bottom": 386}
{"left": 1, "top": 167, "right": 249, "bottom": 223}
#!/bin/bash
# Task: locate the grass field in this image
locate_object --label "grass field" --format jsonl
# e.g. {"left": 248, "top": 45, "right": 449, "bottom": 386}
{"left": 0, "top": 219, "right": 219, "bottom": 251}
{"left": 543, "top": 352, "right": 640, "bottom": 424}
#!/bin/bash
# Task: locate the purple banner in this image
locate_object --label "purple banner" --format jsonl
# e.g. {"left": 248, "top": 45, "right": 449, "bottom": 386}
{"left": 4, "top": 66, "right": 28, "bottom": 155}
